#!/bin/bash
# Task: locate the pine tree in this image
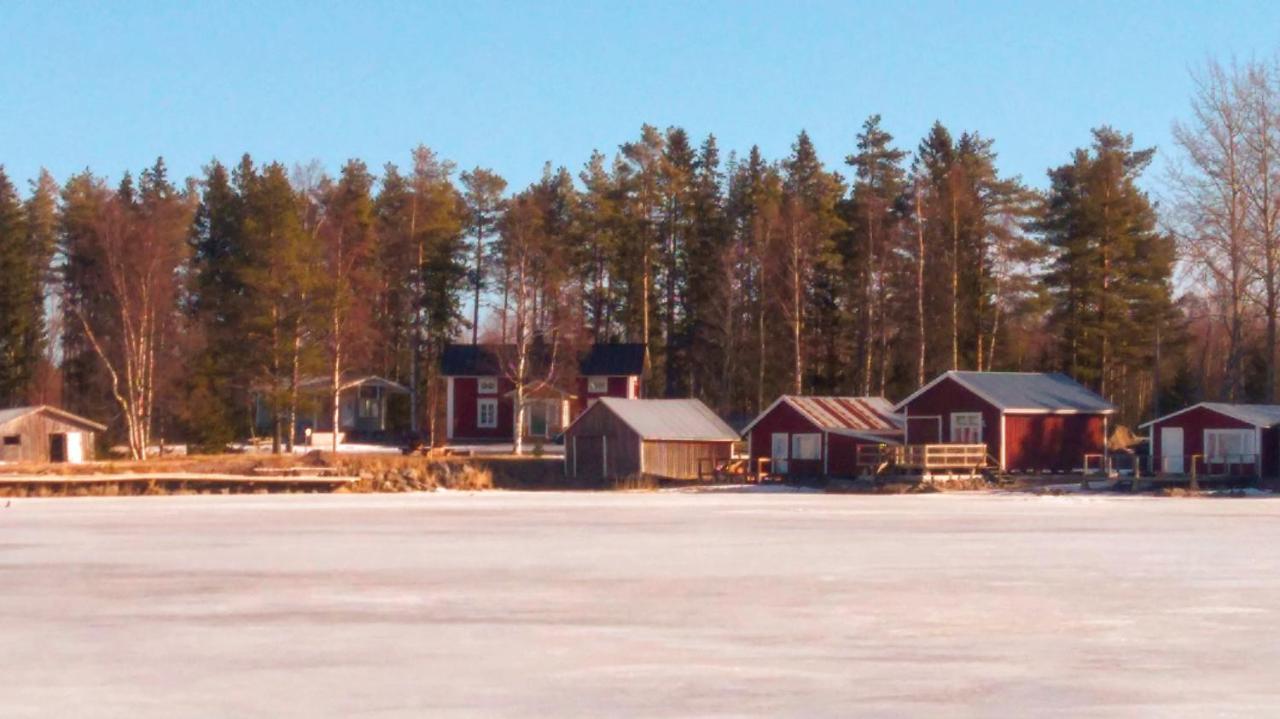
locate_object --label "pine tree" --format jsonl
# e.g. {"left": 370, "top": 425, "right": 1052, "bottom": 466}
{"left": 1042, "top": 128, "right": 1175, "bottom": 420}
{"left": 0, "top": 167, "right": 40, "bottom": 405}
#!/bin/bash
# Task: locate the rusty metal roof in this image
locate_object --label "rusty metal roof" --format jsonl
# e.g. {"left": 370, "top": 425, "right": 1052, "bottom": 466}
{"left": 743, "top": 396, "right": 902, "bottom": 435}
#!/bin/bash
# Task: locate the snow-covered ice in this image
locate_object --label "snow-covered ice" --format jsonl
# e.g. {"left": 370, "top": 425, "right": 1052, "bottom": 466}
{"left": 3, "top": 491, "right": 1280, "bottom": 717}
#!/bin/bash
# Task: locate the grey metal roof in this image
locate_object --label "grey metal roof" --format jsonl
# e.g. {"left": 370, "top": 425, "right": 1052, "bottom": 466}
{"left": 951, "top": 372, "right": 1114, "bottom": 412}
{"left": 0, "top": 406, "right": 107, "bottom": 432}
{"left": 1141, "top": 402, "right": 1280, "bottom": 429}
{"left": 897, "top": 371, "right": 1115, "bottom": 413}
{"left": 595, "top": 398, "right": 738, "bottom": 441}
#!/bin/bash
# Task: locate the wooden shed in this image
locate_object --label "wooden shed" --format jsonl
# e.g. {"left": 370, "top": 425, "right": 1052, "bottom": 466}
{"left": 742, "top": 396, "right": 902, "bottom": 479}
{"left": 0, "top": 406, "right": 106, "bottom": 464}
{"left": 895, "top": 371, "right": 1115, "bottom": 473}
{"left": 564, "top": 398, "right": 738, "bottom": 481}
{"left": 1140, "top": 403, "right": 1280, "bottom": 477}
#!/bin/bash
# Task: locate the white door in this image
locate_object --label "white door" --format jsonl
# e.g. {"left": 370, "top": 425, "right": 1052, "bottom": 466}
{"left": 65, "top": 432, "right": 84, "bottom": 463}
{"left": 1161, "top": 427, "right": 1184, "bottom": 474}
{"left": 771, "top": 433, "right": 789, "bottom": 474}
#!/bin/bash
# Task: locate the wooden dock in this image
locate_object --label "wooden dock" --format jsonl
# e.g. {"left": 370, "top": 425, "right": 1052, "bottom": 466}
{"left": 0, "top": 471, "right": 359, "bottom": 491}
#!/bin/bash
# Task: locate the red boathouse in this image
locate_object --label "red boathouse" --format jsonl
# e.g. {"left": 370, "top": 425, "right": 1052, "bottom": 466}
{"left": 1140, "top": 403, "right": 1280, "bottom": 477}
{"left": 895, "top": 371, "right": 1115, "bottom": 473}
{"left": 742, "top": 396, "right": 902, "bottom": 479}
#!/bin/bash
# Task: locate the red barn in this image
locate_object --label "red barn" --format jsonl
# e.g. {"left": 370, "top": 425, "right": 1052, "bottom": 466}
{"left": 742, "top": 396, "right": 902, "bottom": 479}
{"left": 575, "top": 343, "right": 645, "bottom": 416}
{"left": 895, "top": 371, "right": 1115, "bottom": 473}
{"left": 1140, "top": 403, "right": 1280, "bottom": 477}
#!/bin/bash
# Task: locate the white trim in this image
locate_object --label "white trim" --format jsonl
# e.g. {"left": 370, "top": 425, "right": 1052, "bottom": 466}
{"left": 904, "top": 414, "right": 943, "bottom": 444}
{"left": 950, "top": 412, "right": 983, "bottom": 443}
{"left": 638, "top": 438, "right": 645, "bottom": 474}
{"left": 603, "top": 436, "right": 608, "bottom": 476}
{"left": 477, "top": 376, "right": 498, "bottom": 394}
{"left": 586, "top": 376, "right": 609, "bottom": 394}
{"left": 446, "top": 378, "right": 455, "bottom": 440}
{"left": 740, "top": 396, "right": 793, "bottom": 436}
{"left": 823, "top": 431, "right": 829, "bottom": 476}
{"left": 999, "top": 414, "right": 1007, "bottom": 469}
{"left": 1203, "top": 427, "right": 1256, "bottom": 462}
{"left": 477, "top": 398, "right": 498, "bottom": 428}
{"left": 791, "top": 433, "right": 822, "bottom": 461}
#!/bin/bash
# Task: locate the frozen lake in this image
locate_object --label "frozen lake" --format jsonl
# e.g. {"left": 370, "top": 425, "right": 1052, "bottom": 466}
{"left": 3, "top": 490, "right": 1280, "bottom": 717}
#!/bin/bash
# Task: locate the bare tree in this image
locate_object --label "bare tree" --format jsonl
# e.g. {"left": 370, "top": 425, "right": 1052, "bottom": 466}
{"left": 1171, "top": 60, "right": 1252, "bottom": 400}
{"left": 65, "top": 168, "right": 193, "bottom": 459}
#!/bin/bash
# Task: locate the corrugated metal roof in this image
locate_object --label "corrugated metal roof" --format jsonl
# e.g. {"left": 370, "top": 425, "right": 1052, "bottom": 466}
{"left": 783, "top": 396, "right": 901, "bottom": 432}
{"left": 898, "top": 371, "right": 1115, "bottom": 413}
{"left": 579, "top": 343, "right": 646, "bottom": 376}
{"left": 594, "top": 398, "right": 738, "bottom": 441}
{"left": 1202, "top": 403, "right": 1280, "bottom": 427}
{"left": 1142, "top": 402, "right": 1280, "bottom": 429}
{"left": 0, "top": 407, "right": 34, "bottom": 425}
{"left": 0, "top": 406, "right": 107, "bottom": 432}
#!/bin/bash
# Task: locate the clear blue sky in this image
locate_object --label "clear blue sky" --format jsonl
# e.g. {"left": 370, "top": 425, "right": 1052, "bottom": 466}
{"left": 3, "top": 1, "right": 1278, "bottom": 195}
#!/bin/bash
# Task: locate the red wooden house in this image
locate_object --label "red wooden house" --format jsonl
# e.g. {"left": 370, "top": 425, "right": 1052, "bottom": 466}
{"left": 895, "top": 371, "right": 1115, "bottom": 473}
{"left": 575, "top": 343, "right": 645, "bottom": 415}
{"left": 442, "top": 342, "right": 646, "bottom": 444}
{"left": 742, "top": 396, "right": 902, "bottom": 478}
{"left": 442, "top": 344, "right": 519, "bottom": 442}
{"left": 1140, "top": 403, "right": 1280, "bottom": 477}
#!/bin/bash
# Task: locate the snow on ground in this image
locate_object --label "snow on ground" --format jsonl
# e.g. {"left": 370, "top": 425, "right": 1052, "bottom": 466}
{"left": 3, "top": 491, "right": 1280, "bottom": 717}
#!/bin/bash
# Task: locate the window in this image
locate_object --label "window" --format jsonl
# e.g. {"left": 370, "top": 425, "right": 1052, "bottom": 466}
{"left": 2, "top": 435, "right": 18, "bottom": 446}
{"left": 791, "top": 433, "right": 822, "bottom": 460}
{"left": 587, "top": 376, "right": 609, "bottom": 393}
{"left": 1205, "top": 429, "right": 1255, "bottom": 462}
{"left": 477, "top": 399, "right": 498, "bottom": 428}
{"left": 950, "top": 412, "right": 983, "bottom": 443}
{"left": 477, "top": 377, "right": 498, "bottom": 394}
{"left": 358, "top": 386, "right": 381, "bottom": 419}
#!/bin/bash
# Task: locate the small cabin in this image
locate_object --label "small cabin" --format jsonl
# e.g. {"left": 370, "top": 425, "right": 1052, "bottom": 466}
{"left": 575, "top": 343, "right": 645, "bottom": 416}
{"left": 0, "top": 406, "right": 106, "bottom": 464}
{"left": 255, "top": 375, "right": 411, "bottom": 446}
{"left": 896, "top": 371, "right": 1115, "bottom": 473}
{"left": 742, "top": 396, "right": 902, "bottom": 478}
{"left": 1140, "top": 403, "right": 1280, "bottom": 477}
{"left": 564, "top": 398, "right": 737, "bottom": 481}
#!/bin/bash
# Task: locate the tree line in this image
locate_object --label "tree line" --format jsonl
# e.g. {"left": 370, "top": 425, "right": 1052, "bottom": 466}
{"left": 1, "top": 58, "right": 1278, "bottom": 455}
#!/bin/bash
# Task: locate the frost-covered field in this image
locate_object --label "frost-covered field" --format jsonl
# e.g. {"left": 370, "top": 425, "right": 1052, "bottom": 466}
{"left": 3, "top": 491, "right": 1280, "bottom": 718}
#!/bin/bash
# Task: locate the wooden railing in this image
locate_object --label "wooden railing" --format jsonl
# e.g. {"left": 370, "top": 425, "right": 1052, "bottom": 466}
{"left": 857, "top": 443, "right": 988, "bottom": 472}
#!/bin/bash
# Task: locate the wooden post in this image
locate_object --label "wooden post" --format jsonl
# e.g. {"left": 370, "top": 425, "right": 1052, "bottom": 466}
{"left": 1190, "top": 454, "right": 1199, "bottom": 493}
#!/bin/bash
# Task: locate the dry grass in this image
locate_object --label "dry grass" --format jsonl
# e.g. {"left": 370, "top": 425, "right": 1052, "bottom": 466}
{"left": 608, "top": 474, "right": 660, "bottom": 491}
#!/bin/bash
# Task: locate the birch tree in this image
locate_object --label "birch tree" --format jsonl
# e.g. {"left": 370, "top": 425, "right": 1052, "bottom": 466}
{"left": 61, "top": 161, "right": 194, "bottom": 459}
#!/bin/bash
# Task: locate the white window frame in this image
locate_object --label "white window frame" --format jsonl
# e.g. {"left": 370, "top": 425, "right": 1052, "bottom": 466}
{"left": 477, "top": 398, "right": 498, "bottom": 428}
{"left": 950, "top": 412, "right": 983, "bottom": 443}
{"left": 791, "top": 433, "right": 822, "bottom": 460}
{"left": 1203, "top": 428, "right": 1255, "bottom": 463}
{"left": 477, "top": 376, "right": 498, "bottom": 394}
{"left": 587, "top": 376, "right": 609, "bottom": 393}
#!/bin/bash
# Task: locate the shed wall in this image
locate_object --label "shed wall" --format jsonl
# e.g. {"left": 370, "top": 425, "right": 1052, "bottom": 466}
{"left": 564, "top": 403, "right": 642, "bottom": 479}
{"left": 0, "top": 413, "right": 97, "bottom": 463}
{"left": 1004, "top": 414, "right": 1105, "bottom": 473}
{"left": 641, "top": 440, "right": 733, "bottom": 480}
